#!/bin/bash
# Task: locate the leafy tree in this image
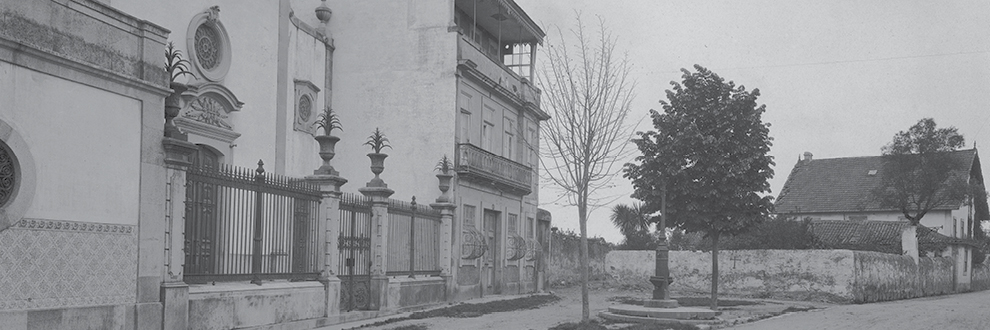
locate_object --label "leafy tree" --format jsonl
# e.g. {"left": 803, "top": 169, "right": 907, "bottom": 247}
{"left": 610, "top": 203, "right": 658, "bottom": 250}
{"left": 624, "top": 65, "right": 774, "bottom": 310}
{"left": 537, "top": 14, "right": 635, "bottom": 322}
{"left": 870, "top": 118, "right": 981, "bottom": 262}
{"left": 872, "top": 118, "right": 969, "bottom": 225}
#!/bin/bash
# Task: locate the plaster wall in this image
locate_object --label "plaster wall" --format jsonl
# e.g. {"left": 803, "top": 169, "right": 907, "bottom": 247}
{"left": 852, "top": 251, "right": 954, "bottom": 302}
{"left": 606, "top": 250, "right": 957, "bottom": 303}
{"left": 611, "top": 250, "right": 856, "bottom": 301}
{"left": 0, "top": 62, "right": 141, "bottom": 225}
{"left": 548, "top": 234, "right": 610, "bottom": 287}
{"left": 325, "top": 0, "right": 458, "bottom": 199}
{"left": 187, "top": 282, "right": 325, "bottom": 330}
{"left": 283, "top": 23, "right": 329, "bottom": 177}
{"left": 109, "top": 0, "right": 283, "bottom": 169}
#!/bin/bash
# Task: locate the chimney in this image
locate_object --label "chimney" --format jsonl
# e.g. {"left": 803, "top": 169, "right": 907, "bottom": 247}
{"left": 803, "top": 151, "right": 813, "bottom": 162}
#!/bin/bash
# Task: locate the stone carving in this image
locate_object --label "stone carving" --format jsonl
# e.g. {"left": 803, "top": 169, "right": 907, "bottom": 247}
{"left": 183, "top": 95, "right": 232, "bottom": 129}
{"left": 194, "top": 24, "right": 221, "bottom": 70}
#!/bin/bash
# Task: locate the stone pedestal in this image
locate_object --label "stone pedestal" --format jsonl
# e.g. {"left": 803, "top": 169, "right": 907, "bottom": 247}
{"left": 360, "top": 185, "right": 393, "bottom": 310}
{"left": 161, "top": 137, "right": 197, "bottom": 330}
{"left": 431, "top": 202, "right": 456, "bottom": 299}
{"left": 305, "top": 173, "right": 347, "bottom": 316}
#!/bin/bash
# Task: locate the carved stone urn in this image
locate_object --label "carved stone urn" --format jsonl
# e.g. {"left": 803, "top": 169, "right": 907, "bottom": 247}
{"left": 313, "top": 135, "right": 340, "bottom": 175}
{"left": 367, "top": 152, "right": 388, "bottom": 187}
{"left": 435, "top": 172, "right": 453, "bottom": 203}
{"left": 164, "top": 82, "right": 188, "bottom": 139}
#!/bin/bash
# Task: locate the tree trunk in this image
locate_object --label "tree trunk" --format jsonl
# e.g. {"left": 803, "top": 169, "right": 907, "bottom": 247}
{"left": 710, "top": 231, "right": 719, "bottom": 311}
{"left": 578, "top": 199, "right": 590, "bottom": 322}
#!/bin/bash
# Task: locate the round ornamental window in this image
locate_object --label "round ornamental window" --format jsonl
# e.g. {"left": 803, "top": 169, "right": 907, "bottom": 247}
{"left": 0, "top": 144, "right": 15, "bottom": 206}
{"left": 298, "top": 95, "right": 312, "bottom": 122}
{"left": 194, "top": 24, "right": 222, "bottom": 70}
{"left": 186, "top": 7, "right": 232, "bottom": 82}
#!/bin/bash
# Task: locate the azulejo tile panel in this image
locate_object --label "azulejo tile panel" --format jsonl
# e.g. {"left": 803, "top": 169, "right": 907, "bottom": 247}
{"left": 0, "top": 219, "right": 137, "bottom": 310}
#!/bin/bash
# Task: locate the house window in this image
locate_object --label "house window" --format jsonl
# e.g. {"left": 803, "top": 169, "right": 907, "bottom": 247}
{"left": 462, "top": 204, "right": 477, "bottom": 229}
{"left": 482, "top": 122, "right": 493, "bottom": 151}
{"left": 526, "top": 217, "right": 534, "bottom": 238}
{"left": 848, "top": 215, "right": 867, "bottom": 221}
{"left": 459, "top": 91, "right": 473, "bottom": 144}
{"left": 503, "top": 43, "right": 533, "bottom": 79}
{"left": 527, "top": 122, "right": 538, "bottom": 166}
{"left": 508, "top": 213, "right": 518, "bottom": 234}
{"left": 503, "top": 117, "right": 515, "bottom": 160}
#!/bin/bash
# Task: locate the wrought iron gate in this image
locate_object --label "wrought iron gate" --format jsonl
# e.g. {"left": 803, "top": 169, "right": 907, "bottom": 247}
{"left": 338, "top": 193, "right": 373, "bottom": 311}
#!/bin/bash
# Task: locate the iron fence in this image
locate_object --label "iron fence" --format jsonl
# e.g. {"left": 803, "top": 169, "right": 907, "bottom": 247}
{"left": 386, "top": 197, "right": 442, "bottom": 277}
{"left": 338, "top": 192, "right": 373, "bottom": 311}
{"left": 184, "top": 162, "right": 322, "bottom": 284}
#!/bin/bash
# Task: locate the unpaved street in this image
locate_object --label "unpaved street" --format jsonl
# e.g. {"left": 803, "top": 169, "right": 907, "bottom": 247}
{"left": 730, "top": 289, "right": 990, "bottom": 330}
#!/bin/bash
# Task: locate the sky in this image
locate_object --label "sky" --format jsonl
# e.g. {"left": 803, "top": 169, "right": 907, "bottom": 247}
{"left": 517, "top": 0, "right": 990, "bottom": 244}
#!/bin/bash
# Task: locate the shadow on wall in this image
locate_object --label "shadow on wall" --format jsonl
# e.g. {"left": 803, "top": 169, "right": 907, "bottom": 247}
{"left": 547, "top": 229, "right": 613, "bottom": 287}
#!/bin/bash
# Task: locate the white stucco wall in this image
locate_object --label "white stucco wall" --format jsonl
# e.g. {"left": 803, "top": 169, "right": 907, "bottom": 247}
{"left": 110, "top": 0, "right": 282, "bottom": 170}
{"left": 327, "top": 0, "right": 458, "bottom": 199}
{"left": 607, "top": 250, "right": 857, "bottom": 301}
{"left": 0, "top": 63, "right": 141, "bottom": 225}
{"left": 284, "top": 24, "right": 329, "bottom": 177}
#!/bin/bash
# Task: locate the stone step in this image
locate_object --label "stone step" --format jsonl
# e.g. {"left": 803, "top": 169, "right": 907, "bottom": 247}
{"left": 607, "top": 304, "right": 721, "bottom": 320}
{"left": 598, "top": 311, "right": 722, "bottom": 327}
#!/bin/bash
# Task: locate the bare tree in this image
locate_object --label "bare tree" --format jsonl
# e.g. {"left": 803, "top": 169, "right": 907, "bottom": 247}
{"left": 537, "top": 13, "right": 635, "bottom": 322}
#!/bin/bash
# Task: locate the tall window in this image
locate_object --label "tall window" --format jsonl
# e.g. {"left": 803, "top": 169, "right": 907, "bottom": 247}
{"left": 508, "top": 213, "right": 518, "bottom": 234}
{"left": 526, "top": 217, "right": 535, "bottom": 238}
{"left": 503, "top": 43, "right": 533, "bottom": 80}
{"left": 503, "top": 118, "right": 515, "bottom": 160}
{"left": 526, "top": 121, "right": 538, "bottom": 166}
{"left": 462, "top": 204, "right": 477, "bottom": 229}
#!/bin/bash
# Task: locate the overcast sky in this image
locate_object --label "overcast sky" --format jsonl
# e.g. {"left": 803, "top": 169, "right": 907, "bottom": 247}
{"left": 518, "top": 0, "right": 990, "bottom": 243}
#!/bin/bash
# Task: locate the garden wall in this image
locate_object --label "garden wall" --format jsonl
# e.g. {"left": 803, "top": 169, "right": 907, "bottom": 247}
{"left": 548, "top": 232, "right": 611, "bottom": 287}
{"left": 606, "top": 250, "right": 956, "bottom": 303}
{"left": 972, "top": 263, "right": 990, "bottom": 291}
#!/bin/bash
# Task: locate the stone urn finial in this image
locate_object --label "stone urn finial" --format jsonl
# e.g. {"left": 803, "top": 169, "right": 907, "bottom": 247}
{"left": 364, "top": 128, "right": 392, "bottom": 188}
{"left": 435, "top": 155, "right": 454, "bottom": 203}
{"left": 315, "top": 0, "right": 332, "bottom": 23}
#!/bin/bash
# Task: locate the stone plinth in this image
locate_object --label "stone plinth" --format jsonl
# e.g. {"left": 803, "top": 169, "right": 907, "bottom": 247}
{"left": 599, "top": 305, "right": 721, "bottom": 326}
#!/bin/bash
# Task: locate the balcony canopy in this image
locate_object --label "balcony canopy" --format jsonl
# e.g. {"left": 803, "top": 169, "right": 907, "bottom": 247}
{"left": 456, "top": 0, "right": 545, "bottom": 45}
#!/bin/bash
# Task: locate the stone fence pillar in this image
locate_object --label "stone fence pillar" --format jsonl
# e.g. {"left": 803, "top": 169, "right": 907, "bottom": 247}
{"left": 359, "top": 150, "right": 393, "bottom": 310}
{"left": 431, "top": 202, "right": 455, "bottom": 299}
{"left": 305, "top": 173, "right": 347, "bottom": 316}
{"left": 161, "top": 138, "right": 198, "bottom": 330}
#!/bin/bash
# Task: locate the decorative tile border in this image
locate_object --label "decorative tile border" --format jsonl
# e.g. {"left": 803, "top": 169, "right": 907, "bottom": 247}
{"left": 0, "top": 219, "right": 137, "bottom": 311}
{"left": 14, "top": 218, "right": 134, "bottom": 234}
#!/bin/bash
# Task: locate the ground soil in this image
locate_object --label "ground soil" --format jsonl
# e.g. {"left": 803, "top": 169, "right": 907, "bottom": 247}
{"left": 333, "top": 282, "right": 824, "bottom": 330}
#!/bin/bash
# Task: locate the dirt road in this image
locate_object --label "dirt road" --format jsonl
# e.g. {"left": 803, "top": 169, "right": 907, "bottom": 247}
{"left": 729, "top": 289, "right": 990, "bottom": 330}
{"left": 331, "top": 284, "right": 819, "bottom": 330}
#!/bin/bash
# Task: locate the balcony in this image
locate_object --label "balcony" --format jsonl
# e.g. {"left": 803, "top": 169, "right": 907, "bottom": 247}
{"left": 457, "top": 36, "right": 541, "bottom": 107}
{"left": 456, "top": 143, "right": 532, "bottom": 195}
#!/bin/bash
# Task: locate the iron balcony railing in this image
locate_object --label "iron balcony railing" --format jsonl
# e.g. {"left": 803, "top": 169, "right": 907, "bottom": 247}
{"left": 456, "top": 143, "right": 533, "bottom": 195}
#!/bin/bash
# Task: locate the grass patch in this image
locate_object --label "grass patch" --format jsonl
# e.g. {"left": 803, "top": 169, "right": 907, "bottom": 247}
{"left": 352, "top": 294, "right": 561, "bottom": 329}
{"left": 607, "top": 296, "right": 761, "bottom": 307}
{"left": 385, "top": 325, "right": 428, "bottom": 330}
{"left": 552, "top": 320, "right": 699, "bottom": 330}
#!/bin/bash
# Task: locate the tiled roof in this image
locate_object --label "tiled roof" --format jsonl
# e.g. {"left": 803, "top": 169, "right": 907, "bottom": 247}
{"left": 775, "top": 149, "right": 977, "bottom": 214}
{"left": 808, "top": 220, "right": 976, "bottom": 253}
